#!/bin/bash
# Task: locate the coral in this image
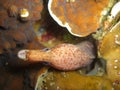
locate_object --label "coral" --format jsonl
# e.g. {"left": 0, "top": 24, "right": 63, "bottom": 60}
{"left": 99, "top": 20, "right": 120, "bottom": 89}
{"left": 0, "top": 68, "right": 24, "bottom": 90}
{"left": 48, "top": 0, "right": 109, "bottom": 37}
{"left": 35, "top": 69, "right": 113, "bottom": 90}
{"left": 0, "top": 0, "right": 44, "bottom": 54}
{"left": 7, "top": 5, "right": 18, "bottom": 17}
{"left": 1, "top": 0, "right": 120, "bottom": 90}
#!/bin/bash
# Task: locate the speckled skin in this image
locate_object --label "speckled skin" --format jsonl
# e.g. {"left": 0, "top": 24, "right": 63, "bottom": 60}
{"left": 50, "top": 42, "right": 95, "bottom": 70}
{"left": 19, "top": 41, "right": 95, "bottom": 70}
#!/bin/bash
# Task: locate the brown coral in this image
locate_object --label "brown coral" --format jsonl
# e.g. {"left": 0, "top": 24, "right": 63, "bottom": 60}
{"left": 0, "top": 0, "right": 44, "bottom": 54}
{"left": 48, "top": 0, "right": 109, "bottom": 37}
{"left": 7, "top": 5, "right": 18, "bottom": 17}
{"left": 35, "top": 69, "right": 113, "bottom": 90}
{"left": 99, "top": 21, "right": 120, "bottom": 89}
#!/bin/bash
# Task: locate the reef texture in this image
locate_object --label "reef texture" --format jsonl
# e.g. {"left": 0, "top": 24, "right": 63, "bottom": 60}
{"left": 0, "top": 68, "right": 24, "bottom": 90}
{"left": 1, "top": 0, "right": 120, "bottom": 90}
{"left": 48, "top": 0, "right": 109, "bottom": 37}
{"left": 0, "top": 0, "right": 44, "bottom": 89}
{"left": 35, "top": 69, "right": 113, "bottom": 90}
{"left": 99, "top": 20, "right": 120, "bottom": 89}
{"left": 0, "top": 0, "right": 44, "bottom": 55}
{"left": 0, "top": 0, "right": 43, "bottom": 22}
